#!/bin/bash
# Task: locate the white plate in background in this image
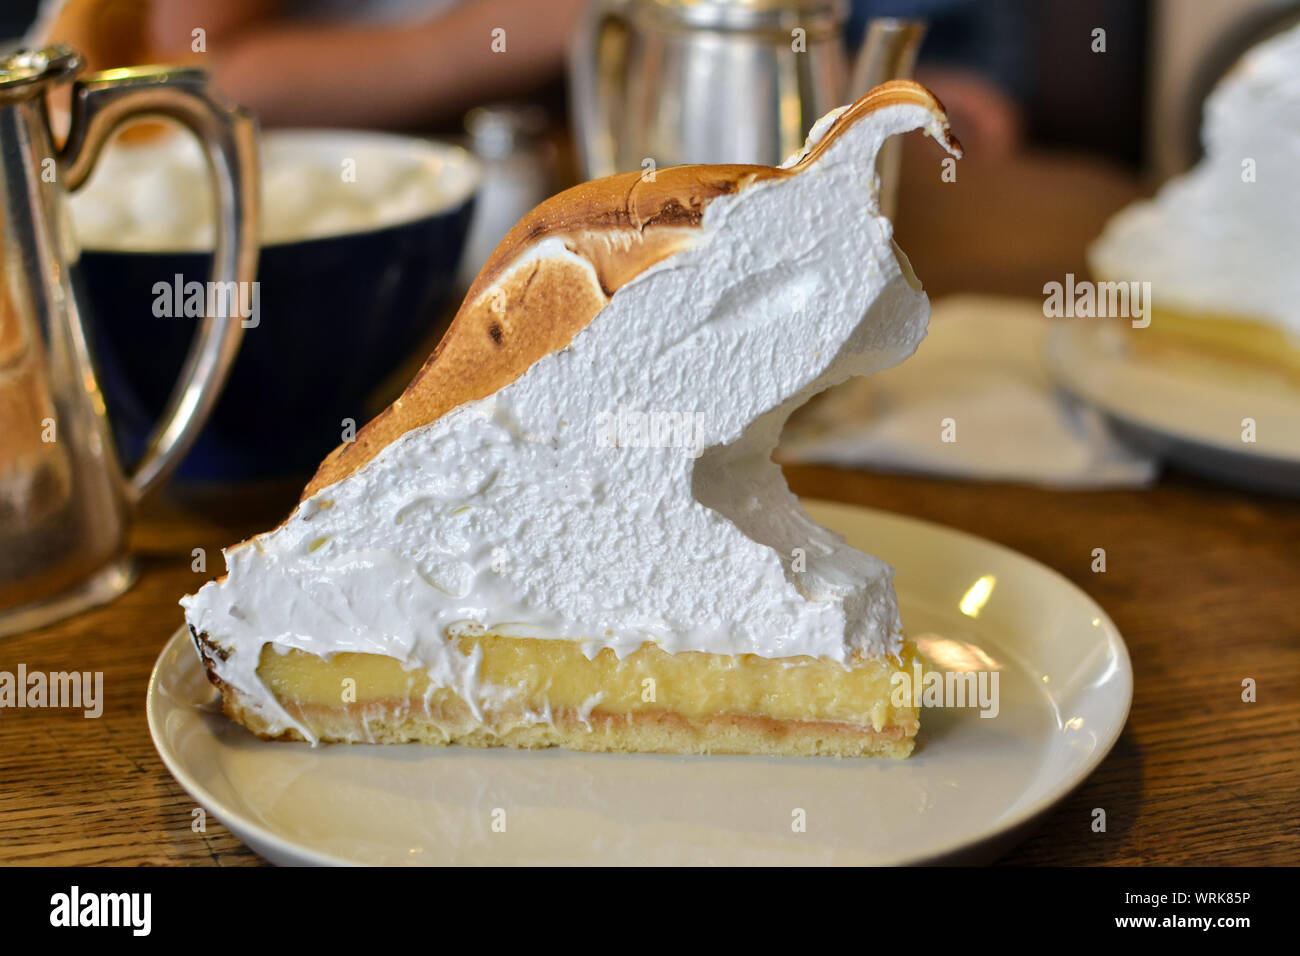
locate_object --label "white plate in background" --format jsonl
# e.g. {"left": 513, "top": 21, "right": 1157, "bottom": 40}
{"left": 1047, "top": 320, "right": 1300, "bottom": 494}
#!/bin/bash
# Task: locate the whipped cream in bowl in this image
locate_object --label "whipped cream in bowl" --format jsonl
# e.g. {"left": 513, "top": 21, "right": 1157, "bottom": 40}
{"left": 71, "top": 128, "right": 480, "bottom": 251}
{"left": 71, "top": 128, "right": 481, "bottom": 480}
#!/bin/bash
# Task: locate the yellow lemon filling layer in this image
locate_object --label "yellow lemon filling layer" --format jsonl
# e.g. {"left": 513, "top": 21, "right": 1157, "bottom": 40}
{"left": 256, "top": 633, "right": 919, "bottom": 732}
{"left": 1140, "top": 306, "right": 1300, "bottom": 378}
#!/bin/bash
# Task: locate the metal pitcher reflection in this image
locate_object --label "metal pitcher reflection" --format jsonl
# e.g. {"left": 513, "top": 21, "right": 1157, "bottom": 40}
{"left": 0, "top": 46, "right": 258, "bottom": 636}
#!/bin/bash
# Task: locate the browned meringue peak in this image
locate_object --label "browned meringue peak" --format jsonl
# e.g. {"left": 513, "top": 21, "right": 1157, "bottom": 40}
{"left": 303, "top": 79, "right": 957, "bottom": 500}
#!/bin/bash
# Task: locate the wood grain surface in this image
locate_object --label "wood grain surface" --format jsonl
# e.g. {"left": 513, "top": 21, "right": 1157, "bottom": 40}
{"left": 2, "top": 463, "right": 1296, "bottom": 866}
{"left": 1, "top": 151, "right": 1296, "bottom": 866}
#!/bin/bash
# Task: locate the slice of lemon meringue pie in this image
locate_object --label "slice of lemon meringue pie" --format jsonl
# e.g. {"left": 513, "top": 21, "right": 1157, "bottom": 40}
{"left": 1089, "top": 21, "right": 1300, "bottom": 379}
{"left": 182, "top": 81, "right": 960, "bottom": 757}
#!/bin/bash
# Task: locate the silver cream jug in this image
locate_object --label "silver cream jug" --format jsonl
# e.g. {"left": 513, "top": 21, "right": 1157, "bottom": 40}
{"left": 0, "top": 46, "right": 258, "bottom": 636}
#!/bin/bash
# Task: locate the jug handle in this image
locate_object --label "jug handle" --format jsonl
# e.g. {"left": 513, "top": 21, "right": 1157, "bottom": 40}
{"left": 568, "top": 0, "right": 632, "bottom": 179}
{"left": 59, "top": 66, "right": 258, "bottom": 503}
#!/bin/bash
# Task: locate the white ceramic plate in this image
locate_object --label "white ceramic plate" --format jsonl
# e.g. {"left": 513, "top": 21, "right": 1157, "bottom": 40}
{"left": 1046, "top": 320, "right": 1300, "bottom": 494}
{"left": 147, "top": 500, "right": 1131, "bottom": 866}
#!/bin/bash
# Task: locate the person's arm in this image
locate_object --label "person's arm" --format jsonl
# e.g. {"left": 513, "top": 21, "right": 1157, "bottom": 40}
{"left": 148, "top": 0, "right": 588, "bottom": 128}
{"left": 149, "top": 0, "right": 279, "bottom": 49}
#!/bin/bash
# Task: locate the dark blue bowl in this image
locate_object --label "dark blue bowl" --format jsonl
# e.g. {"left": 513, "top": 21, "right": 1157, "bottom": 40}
{"left": 77, "top": 133, "right": 478, "bottom": 483}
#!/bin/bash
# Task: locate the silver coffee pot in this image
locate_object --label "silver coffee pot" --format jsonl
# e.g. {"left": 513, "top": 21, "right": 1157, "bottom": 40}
{"left": 571, "top": 0, "right": 925, "bottom": 187}
{"left": 0, "top": 47, "right": 258, "bottom": 636}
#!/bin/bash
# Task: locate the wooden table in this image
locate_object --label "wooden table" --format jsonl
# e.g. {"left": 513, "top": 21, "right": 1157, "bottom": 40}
{"left": 3, "top": 151, "right": 1297, "bottom": 866}
{"left": 1, "top": 467, "right": 1296, "bottom": 866}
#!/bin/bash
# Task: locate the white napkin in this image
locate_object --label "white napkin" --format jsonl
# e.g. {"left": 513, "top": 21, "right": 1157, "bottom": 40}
{"left": 779, "top": 295, "right": 1158, "bottom": 488}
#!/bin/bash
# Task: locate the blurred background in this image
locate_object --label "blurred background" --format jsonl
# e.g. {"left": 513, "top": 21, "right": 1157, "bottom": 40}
{"left": 3, "top": 0, "right": 1299, "bottom": 492}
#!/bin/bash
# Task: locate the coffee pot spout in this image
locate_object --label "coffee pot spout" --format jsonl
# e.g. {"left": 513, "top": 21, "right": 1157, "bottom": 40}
{"left": 850, "top": 18, "right": 927, "bottom": 99}
{"left": 849, "top": 19, "right": 927, "bottom": 220}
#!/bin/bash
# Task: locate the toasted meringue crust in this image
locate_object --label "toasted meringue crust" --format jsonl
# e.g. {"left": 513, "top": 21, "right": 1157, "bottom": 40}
{"left": 303, "top": 80, "right": 956, "bottom": 499}
{"left": 302, "top": 165, "right": 786, "bottom": 497}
